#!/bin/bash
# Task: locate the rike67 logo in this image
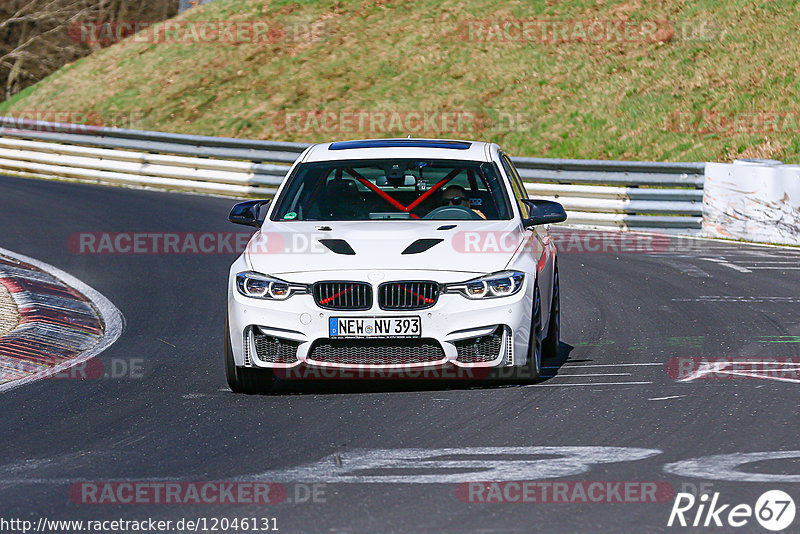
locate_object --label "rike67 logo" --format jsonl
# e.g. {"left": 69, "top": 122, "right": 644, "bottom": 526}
{"left": 668, "top": 490, "right": 796, "bottom": 531}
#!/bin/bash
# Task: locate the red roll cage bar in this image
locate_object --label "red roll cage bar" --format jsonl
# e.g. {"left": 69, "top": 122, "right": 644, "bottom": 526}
{"left": 343, "top": 167, "right": 461, "bottom": 219}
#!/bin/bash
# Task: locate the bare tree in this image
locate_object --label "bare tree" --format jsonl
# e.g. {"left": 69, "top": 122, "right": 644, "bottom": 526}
{"left": 0, "top": 0, "right": 178, "bottom": 101}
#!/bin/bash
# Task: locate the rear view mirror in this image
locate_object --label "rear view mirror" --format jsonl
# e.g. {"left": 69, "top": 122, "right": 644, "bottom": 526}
{"left": 377, "top": 175, "right": 417, "bottom": 187}
{"left": 228, "top": 199, "right": 271, "bottom": 228}
{"left": 521, "top": 199, "right": 567, "bottom": 228}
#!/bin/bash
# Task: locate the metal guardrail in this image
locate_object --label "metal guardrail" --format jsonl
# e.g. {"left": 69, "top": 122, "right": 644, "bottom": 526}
{"left": 513, "top": 157, "right": 706, "bottom": 187}
{"left": 0, "top": 118, "right": 705, "bottom": 231}
{"left": 0, "top": 117, "right": 307, "bottom": 162}
{"left": 514, "top": 158, "right": 705, "bottom": 229}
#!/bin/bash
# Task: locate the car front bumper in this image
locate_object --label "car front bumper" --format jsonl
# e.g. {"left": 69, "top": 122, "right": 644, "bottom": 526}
{"left": 227, "top": 265, "right": 534, "bottom": 371}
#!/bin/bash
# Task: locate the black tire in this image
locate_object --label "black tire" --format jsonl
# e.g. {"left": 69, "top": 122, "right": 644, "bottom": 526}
{"left": 224, "top": 315, "right": 274, "bottom": 394}
{"left": 524, "top": 284, "right": 543, "bottom": 382}
{"left": 542, "top": 267, "right": 560, "bottom": 360}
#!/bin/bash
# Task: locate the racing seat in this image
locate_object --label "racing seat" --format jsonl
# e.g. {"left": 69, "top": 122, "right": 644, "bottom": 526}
{"left": 320, "top": 178, "right": 365, "bottom": 219}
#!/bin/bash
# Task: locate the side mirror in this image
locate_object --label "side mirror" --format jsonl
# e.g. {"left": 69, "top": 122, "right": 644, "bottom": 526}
{"left": 228, "top": 199, "right": 271, "bottom": 228}
{"left": 521, "top": 199, "right": 567, "bottom": 228}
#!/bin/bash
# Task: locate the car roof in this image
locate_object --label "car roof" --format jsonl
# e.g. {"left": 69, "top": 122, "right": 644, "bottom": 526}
{"left": 302, "top": 138, "right": 494, "bottom": 163}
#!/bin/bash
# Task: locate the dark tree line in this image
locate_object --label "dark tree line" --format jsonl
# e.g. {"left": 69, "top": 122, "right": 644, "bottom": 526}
{"left": 0, "top": 0, "right": 178, "bottom": 101}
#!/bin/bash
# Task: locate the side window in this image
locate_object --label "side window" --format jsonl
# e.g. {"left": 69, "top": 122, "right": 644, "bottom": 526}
{"left": 500, "top": 154, "right": 530, "bottom": 218}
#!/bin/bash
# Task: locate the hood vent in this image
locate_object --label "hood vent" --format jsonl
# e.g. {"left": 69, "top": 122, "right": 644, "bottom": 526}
{"left": 401, "top": 238, "right": 444, "bottom": 255}
{"left": 319, "top": 239, "right": 356, "bottom": 255}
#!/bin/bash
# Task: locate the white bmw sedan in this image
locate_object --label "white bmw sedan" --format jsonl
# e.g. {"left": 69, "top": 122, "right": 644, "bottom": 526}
{"left": 225, "top": 139, "right": 566, "bottom": 393}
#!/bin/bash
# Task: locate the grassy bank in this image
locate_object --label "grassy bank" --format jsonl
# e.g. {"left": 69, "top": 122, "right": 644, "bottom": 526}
{"left": 2, "top": 0, "right": 799, "bottom": 162}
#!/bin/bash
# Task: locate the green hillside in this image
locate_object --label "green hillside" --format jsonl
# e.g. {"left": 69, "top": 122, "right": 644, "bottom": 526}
{"left": 2, "top": 0, "right": 799, "bottom": 162}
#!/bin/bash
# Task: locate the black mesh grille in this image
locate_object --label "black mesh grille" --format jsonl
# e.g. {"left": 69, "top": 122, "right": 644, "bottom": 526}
{"left": 454, "top": 327, "right": 503, "bottom": 363}
{"left": 378, "top": 281, "right": 439, "bottom": 311}
{"left": 253, "top": 331, "right": 300, "bottom": 364}
{"left": 308, "top": 338, "right": 445, "bottom": 366}
{"left": 313, "top": 281, "right": 372, "bottom": 310}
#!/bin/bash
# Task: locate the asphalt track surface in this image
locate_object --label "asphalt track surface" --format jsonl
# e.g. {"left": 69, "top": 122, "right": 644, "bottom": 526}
{"left": 1, "top": 174, "right": 799, "bottom": 533}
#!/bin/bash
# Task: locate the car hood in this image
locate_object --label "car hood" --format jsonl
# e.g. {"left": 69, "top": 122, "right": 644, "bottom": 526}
{"left": 245, "top": 220, "right": 523, "bottom": 276}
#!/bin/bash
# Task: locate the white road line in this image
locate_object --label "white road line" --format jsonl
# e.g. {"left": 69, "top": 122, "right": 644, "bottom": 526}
{"left": 648, "top": 395, "right": 687, "bottom": 401}
{"left": 672, "top": 296, "right": 800, "bottom": 303}
{"left": 653, "top": 232, "right": 800, "bottom": 253}
{"left": 238, "top": 446, "right": 664, "bottom": 483}
{"left": 729, "top": 250, "right": 800, "bottom": 256}
{"left": 534, "top": 381, "right": 653, "bottom": 387}
{"left": 542, "top": 363, "right": 662, "bottom": 369}
{"left": 720, "top": 263, "right": 752, "bottom": 273}
{"left": 736, "top": 260, "right": 800, "bottom": 264}
{"left": 0, "top": 477, "right": 176, "bottom": 484}
{"left": 541, "top": 373, "right": 632, "bottom": 377}
{"left": 720, "top": 251, "right": 795, "bottom": 257}
{"left": 692, "top": 372, "right": 800, "bottom": 384}
{"left": 728, "top": 256, "right": 800, "bottom": 264}
{"left": 748, "top": 266, "right": 800, "bottom": 270}
{"left": 699, "top": 258, "right": 752, "bottom": 273}
{"left": 720, "top": 261, "right": 753, "bottom": 273}
{"left": 678, "top": 361, "right": 800, "bottom": 383}
{"left": 648, "top": 251, "right": 800, "bottom": 259}
{"left": 712, "top": 361, "right": 800, "bottom": 366}
{"left": 736, "top": 266, "right": 800, "bottom": 269}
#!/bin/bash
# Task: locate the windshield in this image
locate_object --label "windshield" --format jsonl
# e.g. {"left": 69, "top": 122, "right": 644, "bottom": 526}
{"left": 270, "top": 159, "right": 512, "bottom": 221}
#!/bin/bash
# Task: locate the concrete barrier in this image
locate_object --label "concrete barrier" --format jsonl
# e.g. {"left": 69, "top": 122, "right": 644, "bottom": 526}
{"left": 703, "top": 159, "right": 800, "bottom": 246}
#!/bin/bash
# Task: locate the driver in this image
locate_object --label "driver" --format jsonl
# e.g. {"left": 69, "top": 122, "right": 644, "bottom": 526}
{"left": 440, "top": 185, "right": 486, "bottom": 219}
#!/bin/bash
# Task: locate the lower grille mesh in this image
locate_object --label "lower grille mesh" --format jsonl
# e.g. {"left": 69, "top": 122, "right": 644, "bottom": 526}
{"left": 253, "top": 330, "right": 300, "bottom": 364}
{"left": 504, "top": 326, "right": 513, "bottom": 365}
{"left": 243, "top": 331, "right": 252, "bottom": 367}
{"left": 454, "top": 327, "right": 504, "bottom": 363}
{"left": 308, "top": 338, "right": 445, "bottom": 366}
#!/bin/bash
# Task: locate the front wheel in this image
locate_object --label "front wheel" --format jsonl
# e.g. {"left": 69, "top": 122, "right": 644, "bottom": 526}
{"left": 524, "top": 284, "right": 543, "bottom": 382}
{"left": 224, "top": 315, "right": 274, "bottom": 394}
{"left": 542, "top": 267, "right": 560, "bottom": 360}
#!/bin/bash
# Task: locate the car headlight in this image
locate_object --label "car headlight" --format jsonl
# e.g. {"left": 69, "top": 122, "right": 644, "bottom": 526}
{"left": 235, "top": 271, "right": 308, "bottom": 300}
{"left": 444, "top": 271, "right": 525, "bottom": 299}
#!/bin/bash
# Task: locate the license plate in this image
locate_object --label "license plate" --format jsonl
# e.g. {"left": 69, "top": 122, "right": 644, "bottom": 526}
{"left": 329, "top": 317, "right": 421, "bottom": 338}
